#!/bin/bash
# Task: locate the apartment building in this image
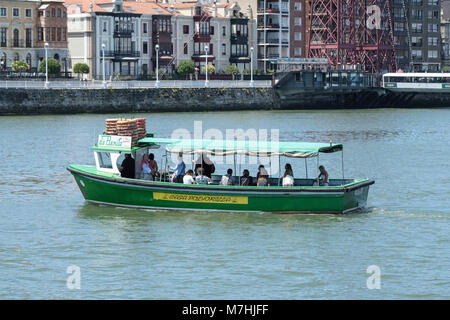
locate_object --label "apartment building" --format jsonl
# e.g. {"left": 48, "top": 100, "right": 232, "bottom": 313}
{"left": 164, "top": 1, "right": 255, "bottom": 73}
{"left": 441, "top": 0, "right": 450, "bottom": 68}
{"left": 236, "top": 0, "right": 306, "bottom": 72}
{"left": 36, "top": 0, "right": 69, "bottom": 73}
{"left": 0, "top": 0, "right": 40, "bottom": 71}
{"left": 392, "top": 0, "right": 442, "bottom": 71}
{"left": 66, "top": 0, "right": 175, "bottom": 78}
{"left": 0, "top": 0, "right": 68, "bottom": 72}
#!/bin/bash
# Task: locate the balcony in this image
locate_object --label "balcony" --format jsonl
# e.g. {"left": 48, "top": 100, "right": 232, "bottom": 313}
{"left": 230, "top": 34, "right": 248, "bottom": 43}
{"left": 104, "top": 50, "right": 140, "bottom": 58}
{"left": 114, "top": 29, "right": 133, "bottom": 38}
{"left": 257, "top": 8, "right": 280, "bottom": 15}
{"left": 257, "top": 24, "right": 280, "bottom": 30}
{"left": 10, "top": 39, "right": 24, "bottom": 48}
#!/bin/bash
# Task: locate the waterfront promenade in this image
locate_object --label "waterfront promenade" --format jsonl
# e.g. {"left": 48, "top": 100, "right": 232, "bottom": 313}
{"left": 0, "top": 80, "right": 272, "bottom": 90}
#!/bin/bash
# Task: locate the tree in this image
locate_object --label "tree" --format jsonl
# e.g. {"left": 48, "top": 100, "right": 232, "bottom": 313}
{"left": 39, "top": 58, "right": 61, "bottom": 75}
{"left": 177, "top": 60, "right": 195, "bottom": 77}
{"left": 202, "top": 64, "right": 215, "bottom": 74}
{"left": 73, "top": 63, "right": 90, "bottom": 79}
{"left": 225, "top": 65, "right": 240, "bottom": 75}
{"left": 11, "top": 61, "right": 29, "bottom": 73}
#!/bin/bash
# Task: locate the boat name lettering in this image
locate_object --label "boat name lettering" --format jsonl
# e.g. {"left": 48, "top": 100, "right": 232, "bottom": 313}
{"left": 153, "top": 192, "right": 248, "bottom": 205}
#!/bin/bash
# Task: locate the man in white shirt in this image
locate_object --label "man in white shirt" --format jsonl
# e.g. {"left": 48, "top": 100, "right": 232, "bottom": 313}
{"left": 183, "top": 170, "right": 196, "bottom": 184}
{"left": 219, "top": 168, "right": 234, "bottom": 186}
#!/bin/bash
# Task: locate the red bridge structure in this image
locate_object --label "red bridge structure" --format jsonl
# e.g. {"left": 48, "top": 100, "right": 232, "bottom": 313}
{"left": 307, "top": 0, "right": 397, "bottom": 74}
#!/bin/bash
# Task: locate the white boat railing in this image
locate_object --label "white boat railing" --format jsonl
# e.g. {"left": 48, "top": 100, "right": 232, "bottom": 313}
{"left": 0, "top": 80, "right": 273, "bottom": 89}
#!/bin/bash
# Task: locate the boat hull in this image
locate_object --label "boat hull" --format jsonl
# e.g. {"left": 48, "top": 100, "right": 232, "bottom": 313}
{"left": 68, "top": 166, "right": 374, "bottom": 214}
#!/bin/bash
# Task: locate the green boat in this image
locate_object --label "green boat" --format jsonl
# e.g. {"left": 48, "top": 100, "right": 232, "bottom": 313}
{"left": 67, "top": 135, "right": 374, "bottom": 214}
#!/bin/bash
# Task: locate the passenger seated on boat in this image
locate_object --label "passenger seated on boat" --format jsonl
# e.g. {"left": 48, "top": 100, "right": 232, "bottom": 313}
{"left": 183, "top": 170, "right": 196, "bottom": 184}
{"left": 282, "top": 163, "right": 294, "bottom": 187}
{"left": 314, "top": 165, "right": 329, "bottom": 186}
{"left": 257, "top": 166, "right": 269, "bottom": 187}
{"left": 220, "top": 169, "right": 234, "bottom": 186}
{"left": 141, "top": 154, "right": 151, "bottom": 180}
{"left": 120, "top": 153, "right": 135, "bottom": 179}
{"left": 167, "top": 153, "right": 186, "bottom": 183}
{"left": 240, "top": 169, "right": 253, "bottom": 186}
{"left": 194, "top": 153, "right": 215, "bottom": 178}
{"left": 195, "top": 167, "right": 211, "bottom": 185}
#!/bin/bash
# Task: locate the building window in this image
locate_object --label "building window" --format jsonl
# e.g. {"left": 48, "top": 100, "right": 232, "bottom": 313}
{"left": 428, "top": 37, "right": 438, "bottom": 46}
{"left": 57, "top": 9, "right": 61, "bottom": 17}
{"left": 428, "top": 10, "right": 439, "bottom": 19}
{"left": 183, "top": 25, "right": 189, "bottom": 34}
{"left": 13, "top": 8, "right": 20, "bottom": 17}
{"left": 428, "top": 0, "right": 438, "bottom": 5}
{"left": 210, "top": 26, "right": 214, "bottom": 35}
{"left": 428, "top": 50, "right": 438, "bottom": 59}
{"left": 0, "top": 28, "right": 7, "bottom": 47}
{"left": 45, "top": 27, "right": 50, "bottom": 42}
{"left": 46, "top": 11, "right": 50, "bottom": 17}
{"left": 222, "top": 43, "right": 226, "bottom": 55}
{"left": 411, "top": 36, "right": 423, "bottom": 47}
{"left": 428, "top": 24, "right": 438, "bottom": 33}
{"left": 222, "top": 26, "right": 226, "bottom": 36}
{"left": 103, "top": 22, "right": 107, "bottom": 32}
{"left": 294, "top": 47, "right": 302, "bottom": 57}
{"left": 411, "top": 9, "right": 422, "bottom": 20}
{"left": 411, "top": 23, "right": 422, "bottom": 33}
{"left": 143, "top": 42, "right": 148, "bottom": 54}
{"left": 57, "top": 28, "right": 61, "bottom": 41}
{"left": 209, "top": 43, "right": 213, "bottom": 55}
{"left": 0, "top": 8, "right": 6, "bottom": 17}
{"left": 26, "top": 28, "right": 32, "bottom": 47}
{"left": 51, "top": 27, "right": 56, "bottom": 41}
{"left": 38, "top": 28, "right": 43, "bottom": 41}
{"left": 294, "top": 2, "right": 302, "bottom": 11}
{"left": 294, "top": 17, "right": 302, "bottom": 26}
{"left": 394, "top": 22, "right": 404, "bottom": 32}
{"left": 184, "top": 43, "right": 188, "bottom": 54}
{"left": 25, "top": 8, "right": 32, "bottom": 18}
{"left": 294, "top": 32, "right": 302, "bottom": 41}
{"left": 26, "top": 53, "right": 31, "bottom": 68}
{"left": 412, "top": 49, "right": 422, "bottom": 59}
{"left": 13, "top": 29, "right": 19, "bottom": 47}
{"left": 143, "top": 23, "right": 148, "bottom": 34}
{"left": 62, "top": 28, "right": 66, "bottom": 41}
{"left": 52, "top": 8, "right": 55, "bottom": 17}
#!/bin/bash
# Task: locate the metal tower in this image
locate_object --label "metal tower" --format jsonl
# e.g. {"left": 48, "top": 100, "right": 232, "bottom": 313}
{"left": 308, "top": 0, "right": 396, "bottom": 74}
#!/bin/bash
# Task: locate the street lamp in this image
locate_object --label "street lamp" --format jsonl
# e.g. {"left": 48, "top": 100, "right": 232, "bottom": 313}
{"left": 44, "top": 42, "right": 49, "bottom": 89}
{"left": 155, "top": 44, "right": 160, "bottom": 88}
{"left": 250, "top": 46, "right": 254, "bottom": 88}
{"left": 102, "top": 43, "right": 106, "bottom": 89}
{"left": 204, "top": 44, "right": 209, "bottom": 88}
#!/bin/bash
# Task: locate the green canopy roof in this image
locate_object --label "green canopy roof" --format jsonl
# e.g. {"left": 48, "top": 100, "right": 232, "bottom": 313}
{"left": 138, "top": 137, "right": 342, "bottom": 158}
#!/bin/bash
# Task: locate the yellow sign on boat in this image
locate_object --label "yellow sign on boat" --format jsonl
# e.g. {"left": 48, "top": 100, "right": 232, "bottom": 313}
{"left": 153, "top": 192, "right": 248, "bottom": 205}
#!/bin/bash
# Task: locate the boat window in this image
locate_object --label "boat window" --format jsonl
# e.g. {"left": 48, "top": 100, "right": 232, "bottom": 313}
{"left": 97, "top": 152, "right": 113, "bottom": 169}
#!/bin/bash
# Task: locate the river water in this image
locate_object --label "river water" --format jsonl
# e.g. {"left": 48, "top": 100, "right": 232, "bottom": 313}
{"left": 0, "top": 109, "right": 449, "bottom": 299}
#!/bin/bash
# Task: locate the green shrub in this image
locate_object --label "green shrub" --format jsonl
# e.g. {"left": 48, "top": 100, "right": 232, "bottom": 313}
{"left": 73, "top": 63, "right": 90, "bottom": 78}
{"left": 177, "top": 60, "right": 195, "bottom": 75}
{"left": 225, "top": 65, "right": 240, "bottom": 75}
{"left": 12, "top": 60, "right": 29, "bottom": 73}
{"left": 202, "top": 64, "right": 215, "bottom": 74}
{"left": 39, "top": 58, "right": 61, "bottom": 75}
